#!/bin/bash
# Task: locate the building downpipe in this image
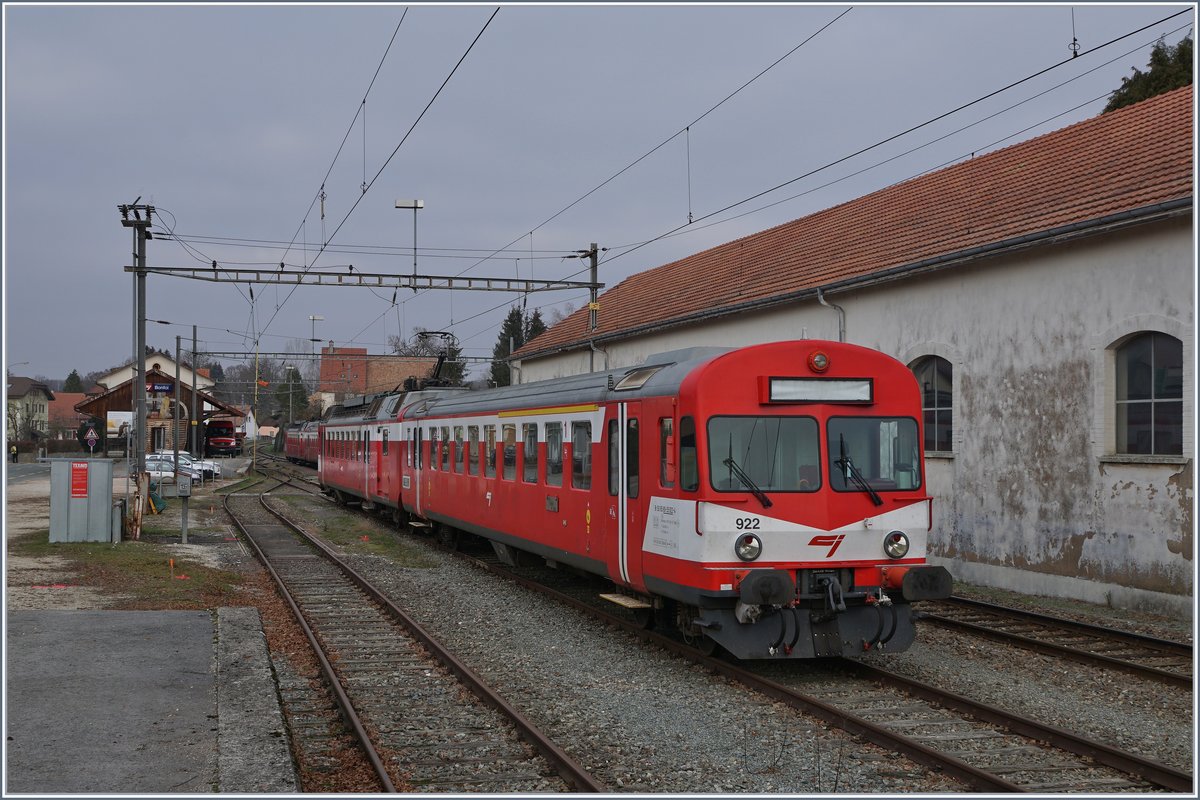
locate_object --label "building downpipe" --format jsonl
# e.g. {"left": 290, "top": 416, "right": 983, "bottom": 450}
{"left": 817, "top": 287, "right": 846, "bottom": 342}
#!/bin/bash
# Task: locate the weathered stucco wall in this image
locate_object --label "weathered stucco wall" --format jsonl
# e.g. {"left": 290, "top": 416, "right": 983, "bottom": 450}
{"left": 517, "top": 217, "right": 1194, "bottom": 614}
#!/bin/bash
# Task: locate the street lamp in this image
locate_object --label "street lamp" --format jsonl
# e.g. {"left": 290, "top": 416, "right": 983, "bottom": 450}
{"left": 395, "top": 199, "right": 424, "bottom": 283}
{"left": 308, "top": 315, "right": 324, "bottom": 355}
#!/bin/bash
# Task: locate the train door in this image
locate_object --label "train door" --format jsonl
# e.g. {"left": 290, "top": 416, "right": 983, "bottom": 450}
{"left": 375, "top": 426, "right": 389, "bottom": 502}
{"left": 363, "top": 430, "right": 371, "bottom": 499}
{"left": 412, "top": 425, "right": 424, "bottom": 516}
{"left": 607, "top": 401, "right": 646, "bottom": 590}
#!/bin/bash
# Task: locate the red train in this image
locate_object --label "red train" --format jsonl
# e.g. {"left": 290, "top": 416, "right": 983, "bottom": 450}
{"left": 300, "top": 340, "right": 951, "bottom": 659}
{"left": 283, "top": 421, "right": 320, "bottom": 467}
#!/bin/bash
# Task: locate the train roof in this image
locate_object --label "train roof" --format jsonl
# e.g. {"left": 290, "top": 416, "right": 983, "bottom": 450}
{"left": 401, "top": 346, "right": 732, "bottom": 420}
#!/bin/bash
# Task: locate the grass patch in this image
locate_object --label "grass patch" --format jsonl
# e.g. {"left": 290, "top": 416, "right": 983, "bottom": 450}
{"left": 274, "top": 496, "right": 438, "bottom": 569}
{"left": 8, "top": 529, "right": 252, "bottom": 610}
{"left": 215, "top": 476, "right": 266, "bottom": 495}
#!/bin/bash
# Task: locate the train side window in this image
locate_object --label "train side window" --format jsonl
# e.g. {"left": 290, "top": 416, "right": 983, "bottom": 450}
{"left": 522, "top": 423, "right": 538, "bottom": 483}
{"left": 608, "top": 419, "right": 619, "bottom": 496}
{"left": 502, "top": 424, "right": 516, "bottom": 481}
{"left": 626, "top": 418, "right": 640, "bottom": 499}
{"left": 659, "top": 417, "right": 675, "bottom": 488}
{"left": 364, "top": 431, "right": 370, "bottom": 464}
{"left": 545, "top": 422, "right": 563, "bottom": 487}
{"left": 428, "top": 427, "right": 438, "bottom": 471}
{"left": 468, "top": 426, "right": 480, "bottom": 476}
{"left": 382, "top": 429, "right": 388, "bottom": 456}
{"left": 679, "top": 416, "right": 698, "bottom": 492}
{"left": 440, "top": 426, "right": 451, "bottom": 470}
{"left": 484, "top": 425, "right": 497, "bottom": 478}
{"left": 454, "top": 426, "right": 464, "bottom": 473}
{"left": 406, "top": 429, "right": 413, "bottom": 467}
{"left": 571, "top": 421, "right": 591, "bottom": 490}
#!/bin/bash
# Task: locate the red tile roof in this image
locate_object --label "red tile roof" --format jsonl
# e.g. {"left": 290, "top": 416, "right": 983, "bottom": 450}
{"left": 49, "top": 393, "right": 88, "bottom": 427}
{"left": 518, "top": 86, "right": 1194, "bottom": 359}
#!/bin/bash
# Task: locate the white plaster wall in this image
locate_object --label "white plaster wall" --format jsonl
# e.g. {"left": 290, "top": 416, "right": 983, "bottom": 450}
{"left": 517, "top": 218, "right": 1194, "bottom": 613}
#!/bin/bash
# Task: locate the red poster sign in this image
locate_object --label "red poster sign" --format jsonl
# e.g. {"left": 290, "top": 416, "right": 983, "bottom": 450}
{"left": 71, "top": 461, "right": 89, "bottom": 498}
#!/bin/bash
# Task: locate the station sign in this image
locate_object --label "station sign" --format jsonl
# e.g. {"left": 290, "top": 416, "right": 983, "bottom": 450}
{"left": 146, "top": 382, "right": 174, "bottom": 393}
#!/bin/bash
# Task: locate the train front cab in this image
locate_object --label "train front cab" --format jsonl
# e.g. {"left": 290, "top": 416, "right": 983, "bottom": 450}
{"left": 634, "top": 342, "right": 952, "bottom": 659}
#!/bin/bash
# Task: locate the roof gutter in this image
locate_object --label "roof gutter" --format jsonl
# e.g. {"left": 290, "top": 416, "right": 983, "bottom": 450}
{"left": 517, "top": 197, "right": 1192, "bottom": 361}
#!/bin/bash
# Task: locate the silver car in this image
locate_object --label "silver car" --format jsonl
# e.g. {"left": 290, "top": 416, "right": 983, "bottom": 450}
{"left": 151, "top": 450, "right": 221, "bottom": 479}
{"left": 144, "top": 456, "right": 203, "bottom": 484}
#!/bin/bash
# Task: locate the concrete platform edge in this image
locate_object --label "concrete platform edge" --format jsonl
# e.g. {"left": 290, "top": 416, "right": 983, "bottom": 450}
{"left": 216, "top": 606, "right": 298, "bottom": 793}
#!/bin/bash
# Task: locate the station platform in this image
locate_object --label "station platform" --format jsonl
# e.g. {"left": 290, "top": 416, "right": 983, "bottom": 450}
{"left": 5, "top": 607, "right": 297, "bottom": 794}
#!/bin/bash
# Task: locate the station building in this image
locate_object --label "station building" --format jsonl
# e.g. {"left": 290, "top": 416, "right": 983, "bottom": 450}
{"left": 512, "top": 86, "right": 1194, "bottom": 615}
{"left": 74, "top": 354, "right": 242, "bottom": 455}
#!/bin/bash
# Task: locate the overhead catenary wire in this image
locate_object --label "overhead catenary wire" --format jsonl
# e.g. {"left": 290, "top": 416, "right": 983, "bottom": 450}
{"left": 595, "top": 8, "right": 1193, "bottom": 270}
{"left": 600, "top": 22, "right": 1193, "bottom": 255}
{"left": 256, "top": 7, "right": 500, "bottom": 343}
{"left": 372, "top": 8, "right": 853, "bottom": 348}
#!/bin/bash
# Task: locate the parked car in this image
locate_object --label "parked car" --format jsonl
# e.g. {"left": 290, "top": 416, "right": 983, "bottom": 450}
{"left": 151, "top": 450, "right": 221, "bottom": 479}
{"left": 143, "top": 456, "right": 203, "bottom": 485}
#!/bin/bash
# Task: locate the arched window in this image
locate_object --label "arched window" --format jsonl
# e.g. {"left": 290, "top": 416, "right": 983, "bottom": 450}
{"left": 910, "top": 356, "right": 953, "bottom": 453}
{"left": 1115, "top": 332, "right": 1183, "bottom": 455}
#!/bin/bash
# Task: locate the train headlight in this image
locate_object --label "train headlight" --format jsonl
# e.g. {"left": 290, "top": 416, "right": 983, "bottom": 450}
{"left": 884, "top": 530, "right": 910, "bottom": 559}
{"left": 808, "top": 351, "right": 830, "bottom": 372}
{"left": 735, "top": 533, "right": 763, "bottom": 562}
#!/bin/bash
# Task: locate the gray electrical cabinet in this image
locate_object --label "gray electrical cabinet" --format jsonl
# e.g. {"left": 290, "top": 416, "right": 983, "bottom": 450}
{"left": 49, "top": 459, "right": 116, "bottom": 543}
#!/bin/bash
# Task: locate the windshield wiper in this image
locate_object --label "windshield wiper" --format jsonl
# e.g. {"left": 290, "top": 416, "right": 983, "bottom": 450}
{"left": 836, "top": 434, "right": 883, "bottom": 507}
{"left": 722, "top": 457, "right": 773, "bottom": 508}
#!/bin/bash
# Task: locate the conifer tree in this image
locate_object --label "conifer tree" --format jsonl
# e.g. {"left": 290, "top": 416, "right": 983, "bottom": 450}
{"left": 1104, "top": 36, "right": 1192, "bottom": 113}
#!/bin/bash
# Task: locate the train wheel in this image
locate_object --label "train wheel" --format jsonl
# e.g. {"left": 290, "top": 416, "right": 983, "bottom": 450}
{"left": 677, "top": 603, "right": 721, "bottom": 656}
{"left": 436, "top": 523, "right": 459, "bottom": 550}
{"left": 391, "top": 507, "right": 409, "bottom": 529}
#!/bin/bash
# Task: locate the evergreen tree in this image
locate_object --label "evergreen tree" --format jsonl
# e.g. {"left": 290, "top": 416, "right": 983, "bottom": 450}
{"left": 524, "top": 308, "right": 547, "bottom": 343}
{"left": 63, "top": 369, "right": 84, "bottom": 392}
{"left": 1104, "top": 36, "right": 1192, "bottom": 113}
{"left": 490, "top": 306, "right": 526, "bottom": 386}
{"left": 488, "top": 306, "right": 549, "bottom": 387}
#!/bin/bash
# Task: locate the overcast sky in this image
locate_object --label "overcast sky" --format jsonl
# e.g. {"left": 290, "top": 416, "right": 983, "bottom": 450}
{"left": 3, "top": 2, "right": 1193, "bottom": 384}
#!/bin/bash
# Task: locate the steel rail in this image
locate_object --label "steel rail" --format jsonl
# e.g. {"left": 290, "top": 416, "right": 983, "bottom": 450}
{"left": 222, "top": 492, "right": 397, "bottom": 792}
{"left": 258, "top": 496, "right": 606, "bottom": 794}
{"left": 456, "top": 552, "right": 1193, "bottom": 793}
{"left": 248, "top": 451, "right": 1192, "bottom": 792}
{"left": 451, "top": 553, "right": 1020, "bottom": 792}
{"left": 840, "top": 659, "right": 1193, "bottom": 793}
{"left": 941, "top": 595, "right": 1193, "bottom": 654}
{"left": 922, "top": 613, "right": 1192, "bottom": 689}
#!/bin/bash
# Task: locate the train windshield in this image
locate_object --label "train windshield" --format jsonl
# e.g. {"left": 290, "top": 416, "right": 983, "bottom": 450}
{"left": 707, "top": 416, "right": 820, "bottom": 493}
{"left": 827, "top": 417, "right": 921, "bottom": 494}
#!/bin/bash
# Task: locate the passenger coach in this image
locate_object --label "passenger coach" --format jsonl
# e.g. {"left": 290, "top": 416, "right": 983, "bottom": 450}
{"left": 320, "top": 340, "right": 951, "bottom": 659}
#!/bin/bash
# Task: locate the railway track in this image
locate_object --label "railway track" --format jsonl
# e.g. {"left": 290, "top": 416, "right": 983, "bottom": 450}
{"left": 246, "top": 452, "right": 1191, "bottom": 791}
{"left": 920, "top": 597, "right": 1193, "bottom": 689}
{"left": 451, "top": 549, "right": 1192, "bottom": 793}
{"left": 223, "top": 487, "right": 604, "bottom": 793}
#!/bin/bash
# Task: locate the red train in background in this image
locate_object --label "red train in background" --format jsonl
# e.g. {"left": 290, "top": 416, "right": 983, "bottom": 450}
{"left": 289, "top": 340, "right": 952, "bottom": 659}
{"left": 283, "top": 420, "right": 320, "bottom": 467}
